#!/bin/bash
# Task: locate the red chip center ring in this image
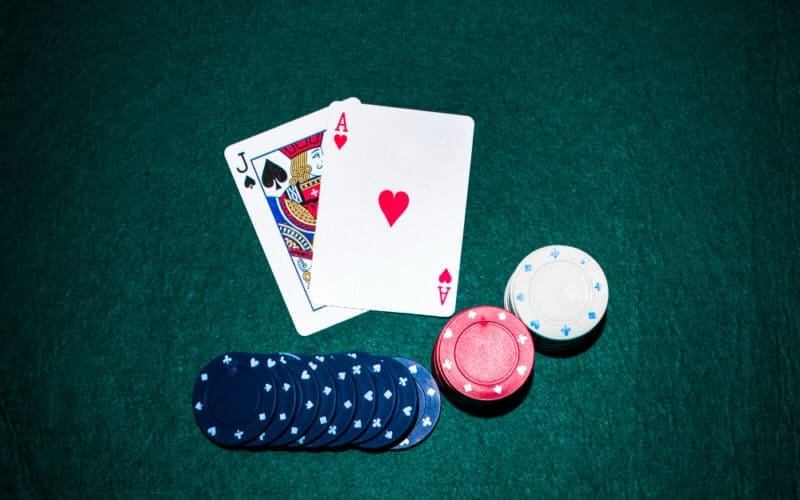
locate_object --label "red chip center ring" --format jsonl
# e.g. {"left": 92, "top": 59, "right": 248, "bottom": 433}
{"left": 455, "top": 322, "right": 518, "bottom": 384}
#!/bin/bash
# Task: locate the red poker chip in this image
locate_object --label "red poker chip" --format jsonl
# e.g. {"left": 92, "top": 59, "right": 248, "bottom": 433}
{"left": 434, "top": 306, "right": 534, "bottom": 402}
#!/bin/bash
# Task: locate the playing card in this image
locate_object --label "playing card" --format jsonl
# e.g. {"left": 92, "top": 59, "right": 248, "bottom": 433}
{"left": 310, "top": 98, "right": 474, "bottom": 316}
{"left": 224, "top": 107, "right": 366, "bottom": 335}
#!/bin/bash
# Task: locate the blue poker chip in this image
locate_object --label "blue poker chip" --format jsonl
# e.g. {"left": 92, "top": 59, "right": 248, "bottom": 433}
{"left": 326, "top": 352, "right": 378, "bottom": 447}
{"left": 288, "top": 354, "right": 338, "bottom": 447}
{"left": 390, "top": 358, "right": 441, "bottom": 450}
{"left": 303, "top": 354, "right": 357, "bottom": 448}
{"left": 357, "top": 356, "right": 419, "bottom": 449}
{"left": 350, "top": 353, "right": 398, "bottom": 445}
{"left": 268, "top": 352, "right": 320, "bottom": 447}
{"left": 192, "top": 352, "right": 277, "bottom": 447}
{"left": 245, "top": 353, "right": 297, "bottom": 448}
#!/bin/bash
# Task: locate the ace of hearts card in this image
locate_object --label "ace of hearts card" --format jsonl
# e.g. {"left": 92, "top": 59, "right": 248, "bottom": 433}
{"left": 310, "top": 98, "right": 475, "bottom": 316}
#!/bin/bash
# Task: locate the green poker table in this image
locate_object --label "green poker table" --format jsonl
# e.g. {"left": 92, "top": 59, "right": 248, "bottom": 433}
{"left": 2, "top": 1, "right": 798, "bottom": 497}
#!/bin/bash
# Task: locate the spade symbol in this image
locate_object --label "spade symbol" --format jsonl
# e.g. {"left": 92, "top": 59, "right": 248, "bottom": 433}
{"left": 244, "top": 176, "right": 255, "bottom": 188}
{"left": 261, "top": 158, "right": 288, "bottom": 190}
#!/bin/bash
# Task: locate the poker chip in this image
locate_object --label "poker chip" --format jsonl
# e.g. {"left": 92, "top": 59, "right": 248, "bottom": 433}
{"left": 390, "top": 357, "right": 441, "bottom": 450}
{"left": 506, "top": 245, "right": 608, "bottom": 352}
{"left": 350, "top": 353, "right": 398, "bottom": 446}
{"left": 245, "top": 353, "right": 297, "bottom": 448}
{"left": 303, "top": 354, "right": 355, "bottom": 448}
{"left": 191, "top": 351, "right": 438, "bottom": 452}
{"left": 288, "top": 354, "right": 337, "bottom": 447}
{"left": 433, "top": 306, "right": 534, "bottom": 403}
{"left": 357, "top": 357, "right": 419, "bottom": 449}
{"left": 326, "top": 352, "right": 377, "bottom": 447}
{"left": 192, "top": 352, "right": 277, "bottom": 447}
{"left": 268, "top": 352, "right": 319, "bottom": 447}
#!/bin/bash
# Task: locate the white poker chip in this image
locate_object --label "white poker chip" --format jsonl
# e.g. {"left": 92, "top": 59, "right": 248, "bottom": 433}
{"left": 509, "top": 245, "right": 608, "bottom": 341}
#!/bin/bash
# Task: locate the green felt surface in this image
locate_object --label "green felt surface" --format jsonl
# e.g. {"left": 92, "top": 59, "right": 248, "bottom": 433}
{"left": 2, "top": 1, "right": 799, "bottom": 498}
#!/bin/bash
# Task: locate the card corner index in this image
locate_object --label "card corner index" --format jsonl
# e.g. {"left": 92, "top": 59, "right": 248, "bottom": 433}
{"left": 223, "top": 143, "right": 240, "bottom": 162}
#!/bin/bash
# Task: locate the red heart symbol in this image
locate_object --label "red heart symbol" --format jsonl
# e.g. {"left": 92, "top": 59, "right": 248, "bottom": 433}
{"left": 334, "top": 134, "right": 347, "bottom": 149}
{"left": 438, "top": 268, "right": 452, "bottom": 284}
{"left": 378, "top": 190, "right": 409, "bottom": 227}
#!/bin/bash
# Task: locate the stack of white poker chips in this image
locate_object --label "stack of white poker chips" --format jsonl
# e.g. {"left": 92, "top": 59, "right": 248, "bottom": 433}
{"left": 505, "top": 245, "right": 609, "bottom": 353}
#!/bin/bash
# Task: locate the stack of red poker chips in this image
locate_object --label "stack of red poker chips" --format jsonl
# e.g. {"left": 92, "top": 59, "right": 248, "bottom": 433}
{"left": 432, "top": 306, "right": 534, "bottom": 406}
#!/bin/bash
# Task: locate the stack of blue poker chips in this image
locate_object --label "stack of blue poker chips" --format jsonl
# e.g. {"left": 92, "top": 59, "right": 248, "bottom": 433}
{"left": 192, "top": 351, "right": 441, "bottom": 451}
